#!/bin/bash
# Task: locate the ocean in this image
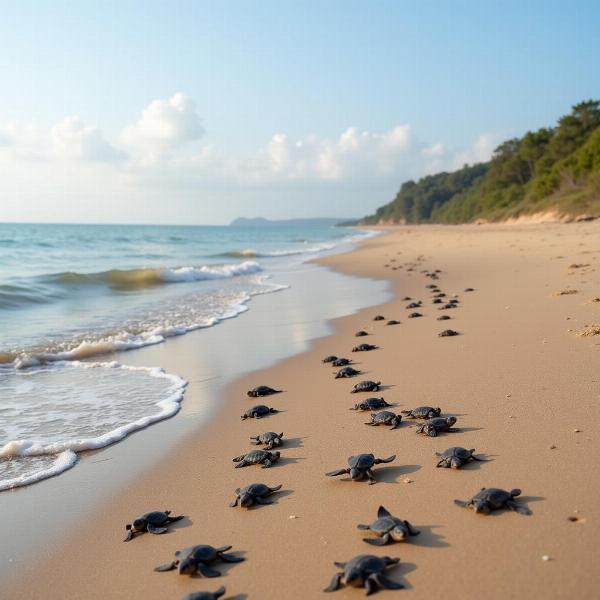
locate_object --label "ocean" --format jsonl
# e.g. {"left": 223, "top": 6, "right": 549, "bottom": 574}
{"left": 0, "top": 222, "right": 376, "bottom": 490}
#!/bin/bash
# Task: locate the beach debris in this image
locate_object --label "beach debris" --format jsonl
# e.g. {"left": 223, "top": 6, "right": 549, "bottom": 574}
{"left": 325, "top": 453, "right": 396, "bottom": 485}
{"left": 249, "top": 431, "right": 284, "bottom": 450}
{"left": 416, "top": 416, "right": 458, "bottom": 437}
{"left": 335, "top": 366, "right": 361, "bottom": 379}
{"left": 576, "top": 324, "right": 600, "bottom": 337}
{"left": 568, "top": 512, "right": 585, "bottom": 524}
{"left": 373, "top": 315, "right": 385, "bottom": 321}
{"left": 124, "top": 510, "right": 184, "bottom": 541}
{"left": 324, "top": 554, "right": 403, "bottom": 594}
{"left": 548, "top": 444, "right": 557, "bottom": 450}
{"left": 352, "top": 343, "right": 378, "bottom": 352}
{"left": 403, "top": 478, "right": 413, "bottom": 484}
{"left": 232, "top": 449, "right": 281, "bottom": 468}
{"left": 454, "top": 488, "right": 531, "bottom": 515}
{"left": 364, "top": 411, "right": 402, "bottom": 429}
{"left": 401, "top": 406, "right": 441, "bottom": 420}
{"left": 155, "top": 544, "right": 244, "bottom": 576}
{"left": 408, "top": 312, "right": 422, "bottom": 318}
{"left": 331, "top": 357, "right": 352, "bottom": 367}
{"left": 436, "top": 447, "right": 488, "bottom": 469}
{"left": 351, "top": 397, "right": 392, "bottom": 411}
{"left": 289, "top": 515, "right": 298, "bottom": 519}
{"left": 181, "top": 586, "right": 226, "bottom": 600}
{"left": 573, "top": 428, "right": 581, "bottom": 433}
{"left": 591, "top": 297, "right": 600, "bottom": 303}
{"left": 230, "top": 483, "right": 282, "bottom": 508}
{"left": 351, "top": 380, "right": 382, "bottom": 393}
{"left": 542, "top": 555, "right": 552, "bottom": 561}
{"left": 464, "top": 287, "right": 475, "bottom": 292}
{"left": 355, "top": 330, "right": 369, "bottom": 337}
{"left": 554, "top": 289, "right": 579, "bottom": 296}
{"left": 241, "top": 405, "right": 278, "bottom": 419}
{"left": 357, "top": 506, "right": 420, "bottom": 545}
{"left": 438, "top": 329, "right": 459, "bottom": 337}
{"left": 386, "top": 320, "right": 401, "bottom": 325}
{"left": 247, "top": 385, "right": 281, "bottom": 397}
{"left": 322, "top": 355, "right": 339, "bottom": 363}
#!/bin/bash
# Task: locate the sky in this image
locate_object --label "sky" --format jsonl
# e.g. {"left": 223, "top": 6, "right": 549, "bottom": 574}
{"left": 0, "top": 0, "right": 599, "bottom": 224}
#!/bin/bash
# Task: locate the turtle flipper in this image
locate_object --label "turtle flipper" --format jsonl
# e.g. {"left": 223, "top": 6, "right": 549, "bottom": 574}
{"left": 375, "top": 454, "right": 396, "bottom": 464}
{"left": 366, "top": 468, "right": 377, "bottom": 484}
{"left": 123, "top": 526, "right": 135, "bottom": 542}
{"left": 427, "top": 427, "right": 438, "bottom": 437}
{"left": 471, "top": 454, "right": 489, "bottom": 461}
{"left": 356, "top": 523, "right": 371, "bottom": 530}
{"left": 454, "top": 499, "right": 468, "bottom": 508}
{"left": 374, "top": 573, "right": 404, "bottom": 590}
{"left": 229, "top": 497, "right": 239, "bottom": 507}
{"left": 197, "top": 563, "right": 221, "bottom": 577}
{"left": 363, "top": 533, "right": 390, "bottom": 546}
{"left": 506, "top": 500, "right": 531, "bottom": 515}
{"left": 214, "top": 587, "right": 226, "bottom": 599}
{"left": 249, "top": 437, "right": 260, "bottom": 445}
{"left": 167, "top": 514, "right": 184, "bottom": 523}
{"left": 377, "top": 506, "right": 392, "bottom": 518}
{"left": 405, "top": 520, "right": 420, "bottom": 536}
{"left": 436, "top": 459, "right": 447, "bottom": 468}
{"left": 324, "top": 572, "right": 343, "bottom": 592}
{"left": 234, "top": 460, "right": 249, "bottom": 468}
{"left": 154, "top": 560, "right": 179, "bottom": 572}
{"left": 147, "top": 524, "right": 169, "bottom": 534}
{"left": 365, "top": 575, "right": 380, "bottom": 595}
{"left": 219, "top": 552, "right": 245, "bottom": 563}
{"left": 232, "top": 455, "right": 245, "bottom": 462}
{"left": 261, "top": 459, "right": 272, "bottom": 468}
{"left": 325, "top": 468, "right": 349, "bottom": 477}
{"left": 268, "top": 484, "right": 283, "bottom": 492}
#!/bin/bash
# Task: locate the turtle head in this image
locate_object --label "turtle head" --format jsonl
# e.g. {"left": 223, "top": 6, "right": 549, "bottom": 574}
{"left": 391, "top": 526, "right": 408, "bottom": 542}
{"left": 131, "top": 517, "right": 147, "bottom": 532}
{"left": 446, "top": 416, "right": 457, "bottom": 426}
{"left": 178, "top": 556, "right": 197, "bottom": 575}
{"left": 270, "top": 451, "right": 281, "bottom": 462}
{"left": 472, "top": 500, "right": 491, "bottom": 514}
{"left": 344, "top": 565, "right": 365, "bottom": 587}
{"left": 349, "top": 467, "right": 363, "bottom": 480}
{"left": 434, "top": 407, "right": 441, "bottom": 416}
{"left": 239, "top": 492, "right": 255, "bottom": 508}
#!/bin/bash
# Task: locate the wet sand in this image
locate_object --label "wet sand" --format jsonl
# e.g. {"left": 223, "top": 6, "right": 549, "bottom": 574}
{"left": 4, "top": 223, "right": 600, "bottom": 599}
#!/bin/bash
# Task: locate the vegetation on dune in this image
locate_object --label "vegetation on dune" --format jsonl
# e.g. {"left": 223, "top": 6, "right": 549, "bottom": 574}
{"left": 362, "top": 100, "right": 600, "bottom": 224}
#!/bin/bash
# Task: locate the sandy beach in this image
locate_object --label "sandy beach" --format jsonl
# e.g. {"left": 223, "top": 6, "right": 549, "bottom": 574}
{"left": 4, "top": 222, "right": 600, "bottom": 599}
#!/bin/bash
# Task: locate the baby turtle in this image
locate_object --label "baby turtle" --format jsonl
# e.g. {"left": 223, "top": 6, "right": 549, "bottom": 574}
{"left": 182, "top": 587, "right": 226, "bottom": 600}
{"left": 401, "top": 406, "right": 441, "bottom": 419}
{"left": 438, "top": 329, "right": 459, "bottom": 337}
{"left": 325, "top": 453, "right": 396, "bottom": 484}
{"left": 332, "top": 357, "right": 351, "bottom": 367}
{"left": 124, "top": 510, "right": 184, "bottom": 541}
{"left": 335, "top": 366, "right": 361, "bottom": 379}
{"left": 454, "top": 488, "right": 531, "bottom": 515}
{"left": 434, "top": 292, "right": 446, "bottom": 298}
{"left": 357, "top": 506, "right": 420, "bottom": 545}
{"left": 352, "top": 343, "right": 378, "bottom": 352}
{"left": 232, "top": 449, "right": 280, "bottom": 468}
{"left": 401, "top": 296, "right": 412, "bottom": 301}
{"left": 241, "top": 405, "right": 278, "bottom": 419}
{"left": 351, "top": 397, "right": 391, "bottom": 411}
{"left": 408, "top": 312, "right": 422, "bottom": 318}
{"left": 425, "top": 284, "right": 437, "bottom": 289}
{"left": 355, "top": 330, "right": 369, "bottom": 337}
{"left": 247, "top": 385, "right": 281, "bottom": 397}
{"left": 373, "top": 315, "right": 385, "bottom": 321}
{"left": 365, "top": 411, "right": 402, "bottom": 429}
{"left": 324, "top": 555, "right": 403, "bottom": 594}
{"left": 155, "top": 544, "right": 244, "bottom": 576}
{"left": 249, "top": 431, "right": 283, "bottom": 449}
{"left": 439, "top": 303, "right": 456, "bottom": 310}
{"left": 230, "top": 483, "right": 282, "bottom": 508}
{"left": 436, "top": 447, "right": 487, "bottom": 469}
{"left": 351, "top": 380, "right": 381, "bottom": 393}
{"left": 386, "top": 320, "right": 400, "bottom": 326}
{"left": 432, "top": 298, "right": 443, "bottom": 304}
{"left": 416, "top": 416, "right": 458, "bottom": 437}
{"left": 406, "top": 302, "right": 420, "bottom": 309}
{"left": 437, "top": 315, "right": 451, "bottom": 321}
{"left": 322, "top": 355, "right": 338, "bottom": 363}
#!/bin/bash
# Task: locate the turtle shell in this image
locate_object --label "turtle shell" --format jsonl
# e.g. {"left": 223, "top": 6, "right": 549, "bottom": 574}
{"left": 259, "top": 432, "right": 280, "bottom": 443}
{"left": 473, "top": 488, "right": 512, "bottom": 506}
{"left": 344, "top": 554, "right": 387, "bottom": 576}
{"left": 141, "top": 511, "right": 170, "bottom": 525}
{"left": 412, "top": 406, "right": 439, "bottom": 418}
{"left": 177, "top": 545, "right": 218, "bottom": 563}
{"left": 369, "top": 515, "right": 405, "bottom": 534}
{"left": 348, "top": 454, "right": 375, "bottom": 469}
{"left": 248, "top": 405, "right": 269, "bottom": 416}
{"left": 241, "top": 483, "right": 270, "bottom": 496}
{"left": 443, "top": 447, "right": 472, "bottom": 460}
{"left": 322, "top": 355, "right": 338, "bottom": 363}
{"left": 373, "top": 411, "right": 396, "bottom": 423}
{"left": 244, "top": 450, "right": 270, "bottom": 462}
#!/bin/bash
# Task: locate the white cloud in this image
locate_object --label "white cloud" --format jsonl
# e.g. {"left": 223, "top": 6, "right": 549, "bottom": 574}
{"left": 121, "top": 92, "right": 204, "bottom": 162}
{"left": 51, "top": 116, "right": 123, "bottom": 161}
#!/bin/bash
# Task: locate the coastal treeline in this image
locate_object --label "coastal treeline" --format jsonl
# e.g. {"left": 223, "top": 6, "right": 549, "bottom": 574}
{"left": 362, "top": 100, "right": 600, "bottom": 224}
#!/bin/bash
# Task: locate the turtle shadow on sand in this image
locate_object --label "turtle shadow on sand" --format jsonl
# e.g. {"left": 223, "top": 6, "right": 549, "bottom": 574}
{"left": 483, "top": 494, "right": 544, "bottom": 517}
{"left": 271, "top": 455, "right": 305, "bottom": 468}
{"left": 377, "top": 384, "right": 395, "bottom": 392}
{"left": 281, "top": 436, "right": 306, "bottom": 449}
{"left": 226, "top": 595, "right": 248, "bottom": 600}
{"left": 408, "top": 525, "right": 449, "bottom": 549}
{"left": 386, "top": 561, "right": 417, "bottom": 591}
{"left": 374, "top": 464, "right": 421, "bottom": 484}
{"left": 165, "top": 515, "right": 193, "bottom": 534}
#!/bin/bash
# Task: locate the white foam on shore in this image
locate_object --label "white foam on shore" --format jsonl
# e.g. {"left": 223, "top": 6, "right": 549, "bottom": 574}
{"left": 0, "top": 361, "right": 187, "bottom": 491}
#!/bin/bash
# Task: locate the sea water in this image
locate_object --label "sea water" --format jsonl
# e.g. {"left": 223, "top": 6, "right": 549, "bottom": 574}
{"left": 0, "top": 222, "right": 375, "bottom": 489}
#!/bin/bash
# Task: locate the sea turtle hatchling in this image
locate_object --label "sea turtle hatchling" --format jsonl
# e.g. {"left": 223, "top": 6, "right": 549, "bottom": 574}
{"left": 230, "top": 483, "right": 283, "bottom": 508}
{"left": 351, "top": 380, "right": 382, "bottom": 393}
{"left": 438, "top": 329, "right": 459, "bottom": 337}
{"left": 155, "top": 544, "right": 244, "bottom": 576}
{"left": 322, "top": 355, "right": 338, "bottom": 363}
{"left": 232, "top": 449, "right": 281, "bottom": 468}
{"left": 373, "top": 315, "right": 385, "bottom": 321}
{"left": 386, "top": 320, "right": 401, "bottom": 326}
{"left": 406, "top": 302, "right": 421, "bottom": 309}
{"left": 324, "top": 555, "right": 403, "bottom": 594}
{"left": 357, "top": 506, "right": 420, "bottom": 545}
{"left": 416, "top": 416, "right": 458, "bottom": 437}
{"left": 351, "top": 397, "right": 391, "bottom": 411}
{"left": 325, "top": 453, "right": 396, "bottom": 485}
{"left": 249, "top": 431, "right": 283, "bottom": 449}
{"left": 454, "top": 487, "right": 531, "bottom": 515}
{"left": 335, "top": 366, "right": 361, "bottom": 379}
{"left": 437, "top": 315, "right": 451, "bottom": 321}
{"left": 247, "top": 385, "right": 281, "bottom": 397}
{"left": 408, "top": 312, "right": 422, "bottom": 318}
{"left": 355, "top": 330, "right": 369, "bottom": 337}
{"left": 124, "top": 510, "right": 184, "bottom": 541}
{"left": 331, "top": 357, "right": 351, "bottom": 367}
{"left": 241, "top": 405, "right": 278, "bottom": 419}
{"left": 352, "top": 344, "right": 378, "bottom": 352}
{"left": 365, "top": 411, "right": 402, "bottom": 429}
{"left": 182, "top": 587, "right": 226, "bottom": 600}
{"left": 436, "top": 447, "right": 487, "bottom": 469}
{"left": 401, "top": 406, "right": 441, "bottom": 419}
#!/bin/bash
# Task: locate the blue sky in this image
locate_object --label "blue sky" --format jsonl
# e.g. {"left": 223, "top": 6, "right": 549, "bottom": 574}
{"left": 1, "top": 1, "right": 598, "bottom": 224}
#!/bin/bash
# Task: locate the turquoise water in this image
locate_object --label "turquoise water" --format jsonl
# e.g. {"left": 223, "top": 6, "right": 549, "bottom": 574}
{"left": 0, "top": 222, "right": 371, "bottom": 364}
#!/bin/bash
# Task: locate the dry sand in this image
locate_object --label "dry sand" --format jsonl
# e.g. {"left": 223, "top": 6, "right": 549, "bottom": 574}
{"left": 4, "top": 222, "right": 600, "bottom": 599}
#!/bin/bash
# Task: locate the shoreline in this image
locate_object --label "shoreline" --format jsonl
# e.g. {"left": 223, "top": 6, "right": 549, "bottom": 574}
{"left": 4, "top": 223, "right": 600, "bottom": 599}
